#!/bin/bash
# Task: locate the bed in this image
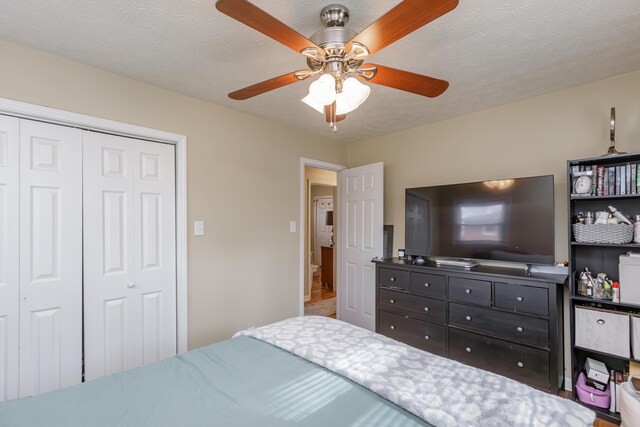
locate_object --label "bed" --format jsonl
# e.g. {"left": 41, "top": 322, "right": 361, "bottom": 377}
{"left": 0, "top": 316, "right": 594, "bottom": 427}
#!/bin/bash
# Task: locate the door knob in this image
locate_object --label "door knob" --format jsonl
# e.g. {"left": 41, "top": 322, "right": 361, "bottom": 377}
{"left": 127, "top": 283, "right": 135, "bottom": 289}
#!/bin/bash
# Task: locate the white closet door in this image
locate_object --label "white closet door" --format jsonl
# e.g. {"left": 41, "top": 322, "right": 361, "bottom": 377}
{"left": 83, "top": 133, "right": 176, "bottom": 379}
{"left": 0, "top": 115, "right": 19, "bottom": 401}
{"left": 19, "top": 119, "right": 82, "bottom": 397}
{"left": 83, "top": 132, "right": 136, "bottom": 381}
{"left": 133, "top": 140, "right": 176, "bottom": 366}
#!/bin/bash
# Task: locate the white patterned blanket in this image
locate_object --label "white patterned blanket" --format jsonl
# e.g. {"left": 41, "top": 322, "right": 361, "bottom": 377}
{"left": 235, "top": 316, "right": 595, "bottom": 427}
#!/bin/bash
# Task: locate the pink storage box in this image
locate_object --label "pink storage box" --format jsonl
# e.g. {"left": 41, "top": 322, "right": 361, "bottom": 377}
{"left": 576, "top": 372, "right": 611, "bottom": 409}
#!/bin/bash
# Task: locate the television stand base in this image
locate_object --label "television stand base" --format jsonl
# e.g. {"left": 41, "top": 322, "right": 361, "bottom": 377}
{"left": 435, "top": 258, "right": 479, "bottom": 269}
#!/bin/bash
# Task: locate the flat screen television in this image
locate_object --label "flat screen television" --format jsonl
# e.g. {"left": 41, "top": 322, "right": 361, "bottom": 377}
{"left": 405, "top": 175, "right": 554, "bottom": 265}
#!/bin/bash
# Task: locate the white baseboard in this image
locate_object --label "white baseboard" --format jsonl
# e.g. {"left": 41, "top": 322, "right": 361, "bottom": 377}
{"left": 564, "top": 376, "right": 572, "bottom": 392}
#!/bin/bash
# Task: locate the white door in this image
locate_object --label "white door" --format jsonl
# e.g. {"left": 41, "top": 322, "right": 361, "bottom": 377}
{"left": 83, "top": 131, "right": 176, "bottom": 380}
{"left": 337, "top": 162, "right": 383, "bottom": 331}
{"left": 132, "top": 139, "right": 176, "bottom": 367}
{"left": 83, "top": 132, "right": 137, "bottom": 380}
{"left": 19, "top": 119, "right": 83, "bottom": 397}
{"left": 314, "top": 196, "right": 333, "bottom": 265}
{"left": 0, "top": 115, "right": 20, "bottom": 401}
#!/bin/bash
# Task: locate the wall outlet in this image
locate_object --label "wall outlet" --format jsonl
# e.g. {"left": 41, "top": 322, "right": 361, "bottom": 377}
{"left": 289, "top": 221, "right": 296, "bottom": 233}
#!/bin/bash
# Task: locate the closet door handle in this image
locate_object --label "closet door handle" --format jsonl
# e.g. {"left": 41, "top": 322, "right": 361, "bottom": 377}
{"left": 127, "top": 283, "right": 135, "bottom": 289}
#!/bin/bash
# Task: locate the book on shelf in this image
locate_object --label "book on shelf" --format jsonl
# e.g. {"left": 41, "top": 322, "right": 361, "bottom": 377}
{"left": 597, "top": 166, "right": 605, "bottom": 196}
{"left": 609, "top": 166, "right": 616, "bottom": 195}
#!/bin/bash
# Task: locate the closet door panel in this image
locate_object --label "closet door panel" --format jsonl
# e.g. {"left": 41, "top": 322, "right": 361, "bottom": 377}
{"left": 83, "top": 132, "right": 136, "bottom": 381}
{"left": 134, "top": 141, "right": 176, "bottom": 364}
{"left": 19, "top": 119, "right": 82, "bottom": 397}
{"left": 0, "top": 115, "right": 19, "bottom": 401}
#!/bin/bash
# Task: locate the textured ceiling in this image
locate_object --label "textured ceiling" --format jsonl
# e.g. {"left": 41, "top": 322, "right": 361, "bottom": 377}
{"left": 0, "top": 0, "right": 639, "bottom": 142}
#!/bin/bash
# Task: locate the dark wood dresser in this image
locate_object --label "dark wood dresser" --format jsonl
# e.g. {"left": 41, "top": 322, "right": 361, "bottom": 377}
{"left": 374, "top": 259, "right": 566, "bottom": 393}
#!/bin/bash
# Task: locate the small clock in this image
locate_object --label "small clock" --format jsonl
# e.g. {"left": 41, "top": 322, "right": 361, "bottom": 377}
{"left": 573, "top": 175, "right": 592, "bottom": 194}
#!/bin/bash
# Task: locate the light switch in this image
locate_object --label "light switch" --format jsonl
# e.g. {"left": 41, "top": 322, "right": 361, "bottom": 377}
{"left": 194, "top": 221, "right": 205, "bottom": 236}
{"left": 289, "top": 221, "right": 296, "bottom": 233}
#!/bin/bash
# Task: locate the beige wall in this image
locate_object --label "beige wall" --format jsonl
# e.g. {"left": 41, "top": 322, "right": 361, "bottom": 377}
{"left": 347, "top": 69, "right": 640, "bottom": 383}
{"left": 0, "top": 40, "right": 347, "bottom": 349}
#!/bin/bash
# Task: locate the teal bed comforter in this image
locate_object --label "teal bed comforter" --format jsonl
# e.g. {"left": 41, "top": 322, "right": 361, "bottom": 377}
{"left": 0, "top": 336, "right": 430, "bottom": 427}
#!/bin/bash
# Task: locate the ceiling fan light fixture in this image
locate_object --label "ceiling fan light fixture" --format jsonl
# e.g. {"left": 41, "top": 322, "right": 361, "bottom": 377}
{"left": 301, "top": 93, "right": 326, "bottom": 114}
{"left": 309, "top": 74, "right": 337, "bottom": 104}
{"left": 335, "top": 77, "right": 370, "bottom": 115}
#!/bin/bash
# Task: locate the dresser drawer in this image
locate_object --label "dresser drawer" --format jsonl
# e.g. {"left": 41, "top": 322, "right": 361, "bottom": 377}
{"left": 448, "top": 328, "right": 550, "bottom": 391}
{"left": 449, "top": 276, "right": 491, "bottom": 306}
{"left": 378, "top": 267, "right": 410, "bottom": 291}
{"left": 378, "top": 288, "right": 446, "bottom": 324}
{"left": 410, "top": 272, "right": 446, "bottom": 299}
{"left": 494, "top": 282, "right": 548, "bottom": 316}
{"left": 378, "top": 310, "right": 446, "bottom": 356}
{"left": 448, "top": 302, "right": 549, "bottom": 348}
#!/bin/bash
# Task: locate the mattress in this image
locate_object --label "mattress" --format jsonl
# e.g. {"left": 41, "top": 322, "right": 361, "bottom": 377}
{"left": 0, "top": 335, "right": 430, "bottom": 427}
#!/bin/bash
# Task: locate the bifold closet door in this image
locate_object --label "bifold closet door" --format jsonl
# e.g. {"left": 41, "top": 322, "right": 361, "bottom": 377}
{"left": 0, "top": 116, "right": 19, "bottom": 401}
{"left": 83, "top": 131, "right": 176, "bottom": 381}
{"left": 19, "top": 119, "right": 83, "bottom": 397}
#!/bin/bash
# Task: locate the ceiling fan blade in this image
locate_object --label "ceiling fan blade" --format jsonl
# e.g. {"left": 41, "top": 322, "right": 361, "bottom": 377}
{"left": 359, "top": 64, "right": 449, "bottom": 98}
{"left": 349, "top": 0, "right": 458, "bottom": 56}
{"left": 228, "top": 70, "right": 310, "bottom": 100}
{"left": 216, "top": 0, "right": 321, "bottom": 54}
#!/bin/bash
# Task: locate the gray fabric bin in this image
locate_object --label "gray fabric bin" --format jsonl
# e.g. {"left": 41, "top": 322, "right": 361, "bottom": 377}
{"left": 575, "top": 306, "right": 630, "bottom": 358}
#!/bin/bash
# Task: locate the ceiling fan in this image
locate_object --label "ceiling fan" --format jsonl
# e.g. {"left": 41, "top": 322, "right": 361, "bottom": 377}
{"left": 215, "top": 0, "right": 459, "bottom": 131}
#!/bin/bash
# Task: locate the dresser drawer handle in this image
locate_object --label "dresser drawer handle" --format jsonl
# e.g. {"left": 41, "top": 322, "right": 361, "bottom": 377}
{"left": 390, "top": 277, "right": 396, "bottom": 282}
{"left": 424, "top": 307, "right": 430, "bottom": 312}
{"left": 424, "top": 335, "right": 430, "bottom": 340}
{"left": 424, "top": 282, "right": 430, "bottom": 288}
{"left": 517, "top": 326, "right": 524, "bottom": 332}
{"left": 390, "top": 325, "right": 395, "bottom": 330}
{"left": 465, "top": 289, "right": 471, "bottom": 294}
{"left": 516, "top": 296, "right": 523, "bottom": 302}
{"left": 465, "top": 347, "right": 472, "bottom": 353}
{"left": 390, "top": 299, "right": 396, "bottom": 304}
{"left": 597, "top": 319, "right": 605, "bottom": 325}
{"left": 465, "top": 315, "right": 472, "bottom": 321}
{"left": 517, "top": 362, "right": 524, "bottom": 368}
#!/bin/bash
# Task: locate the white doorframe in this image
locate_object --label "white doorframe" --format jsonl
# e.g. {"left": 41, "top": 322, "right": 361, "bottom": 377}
{"left": 299, "top": 158, "right": 345, "bottom": 316}
{"left": 0, "top": 97, "right": 189, "bottom": 354}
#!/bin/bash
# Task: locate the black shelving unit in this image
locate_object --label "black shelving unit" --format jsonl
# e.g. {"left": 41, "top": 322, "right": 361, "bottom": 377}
{"left": 568, "top": 152, "right": 640, "bottom": 425}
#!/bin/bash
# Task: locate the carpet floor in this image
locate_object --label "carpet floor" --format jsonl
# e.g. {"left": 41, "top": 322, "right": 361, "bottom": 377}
{"left": 304, "top": 296, "right": 336, "bottom": 317}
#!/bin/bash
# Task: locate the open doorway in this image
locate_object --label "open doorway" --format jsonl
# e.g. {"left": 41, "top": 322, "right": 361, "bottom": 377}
{"left": 299, "top": 159, "right": 345, "bottom": 319}
{"left": 304, "top": 167, "right": 337, "bottom": 317}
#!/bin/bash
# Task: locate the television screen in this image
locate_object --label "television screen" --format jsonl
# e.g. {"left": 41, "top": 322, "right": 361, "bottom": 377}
{"left": 405, "top": 175, "right": 554, "bottom": 265}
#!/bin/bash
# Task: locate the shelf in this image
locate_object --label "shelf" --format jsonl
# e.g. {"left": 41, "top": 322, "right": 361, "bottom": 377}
{"left": 574, "top": 397, "right": 621, "bottom": 424}
{"left": 571, "top": 242, "right": 640, "bottom": 249}
{"left": 572, "top": 344, "right": 632, "bottom": 361}
{"left": 571, "top": 295, "right": 640, "bottom": 312}
{"left": 570, "top": 193, "right": 640, "bottom": 201}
